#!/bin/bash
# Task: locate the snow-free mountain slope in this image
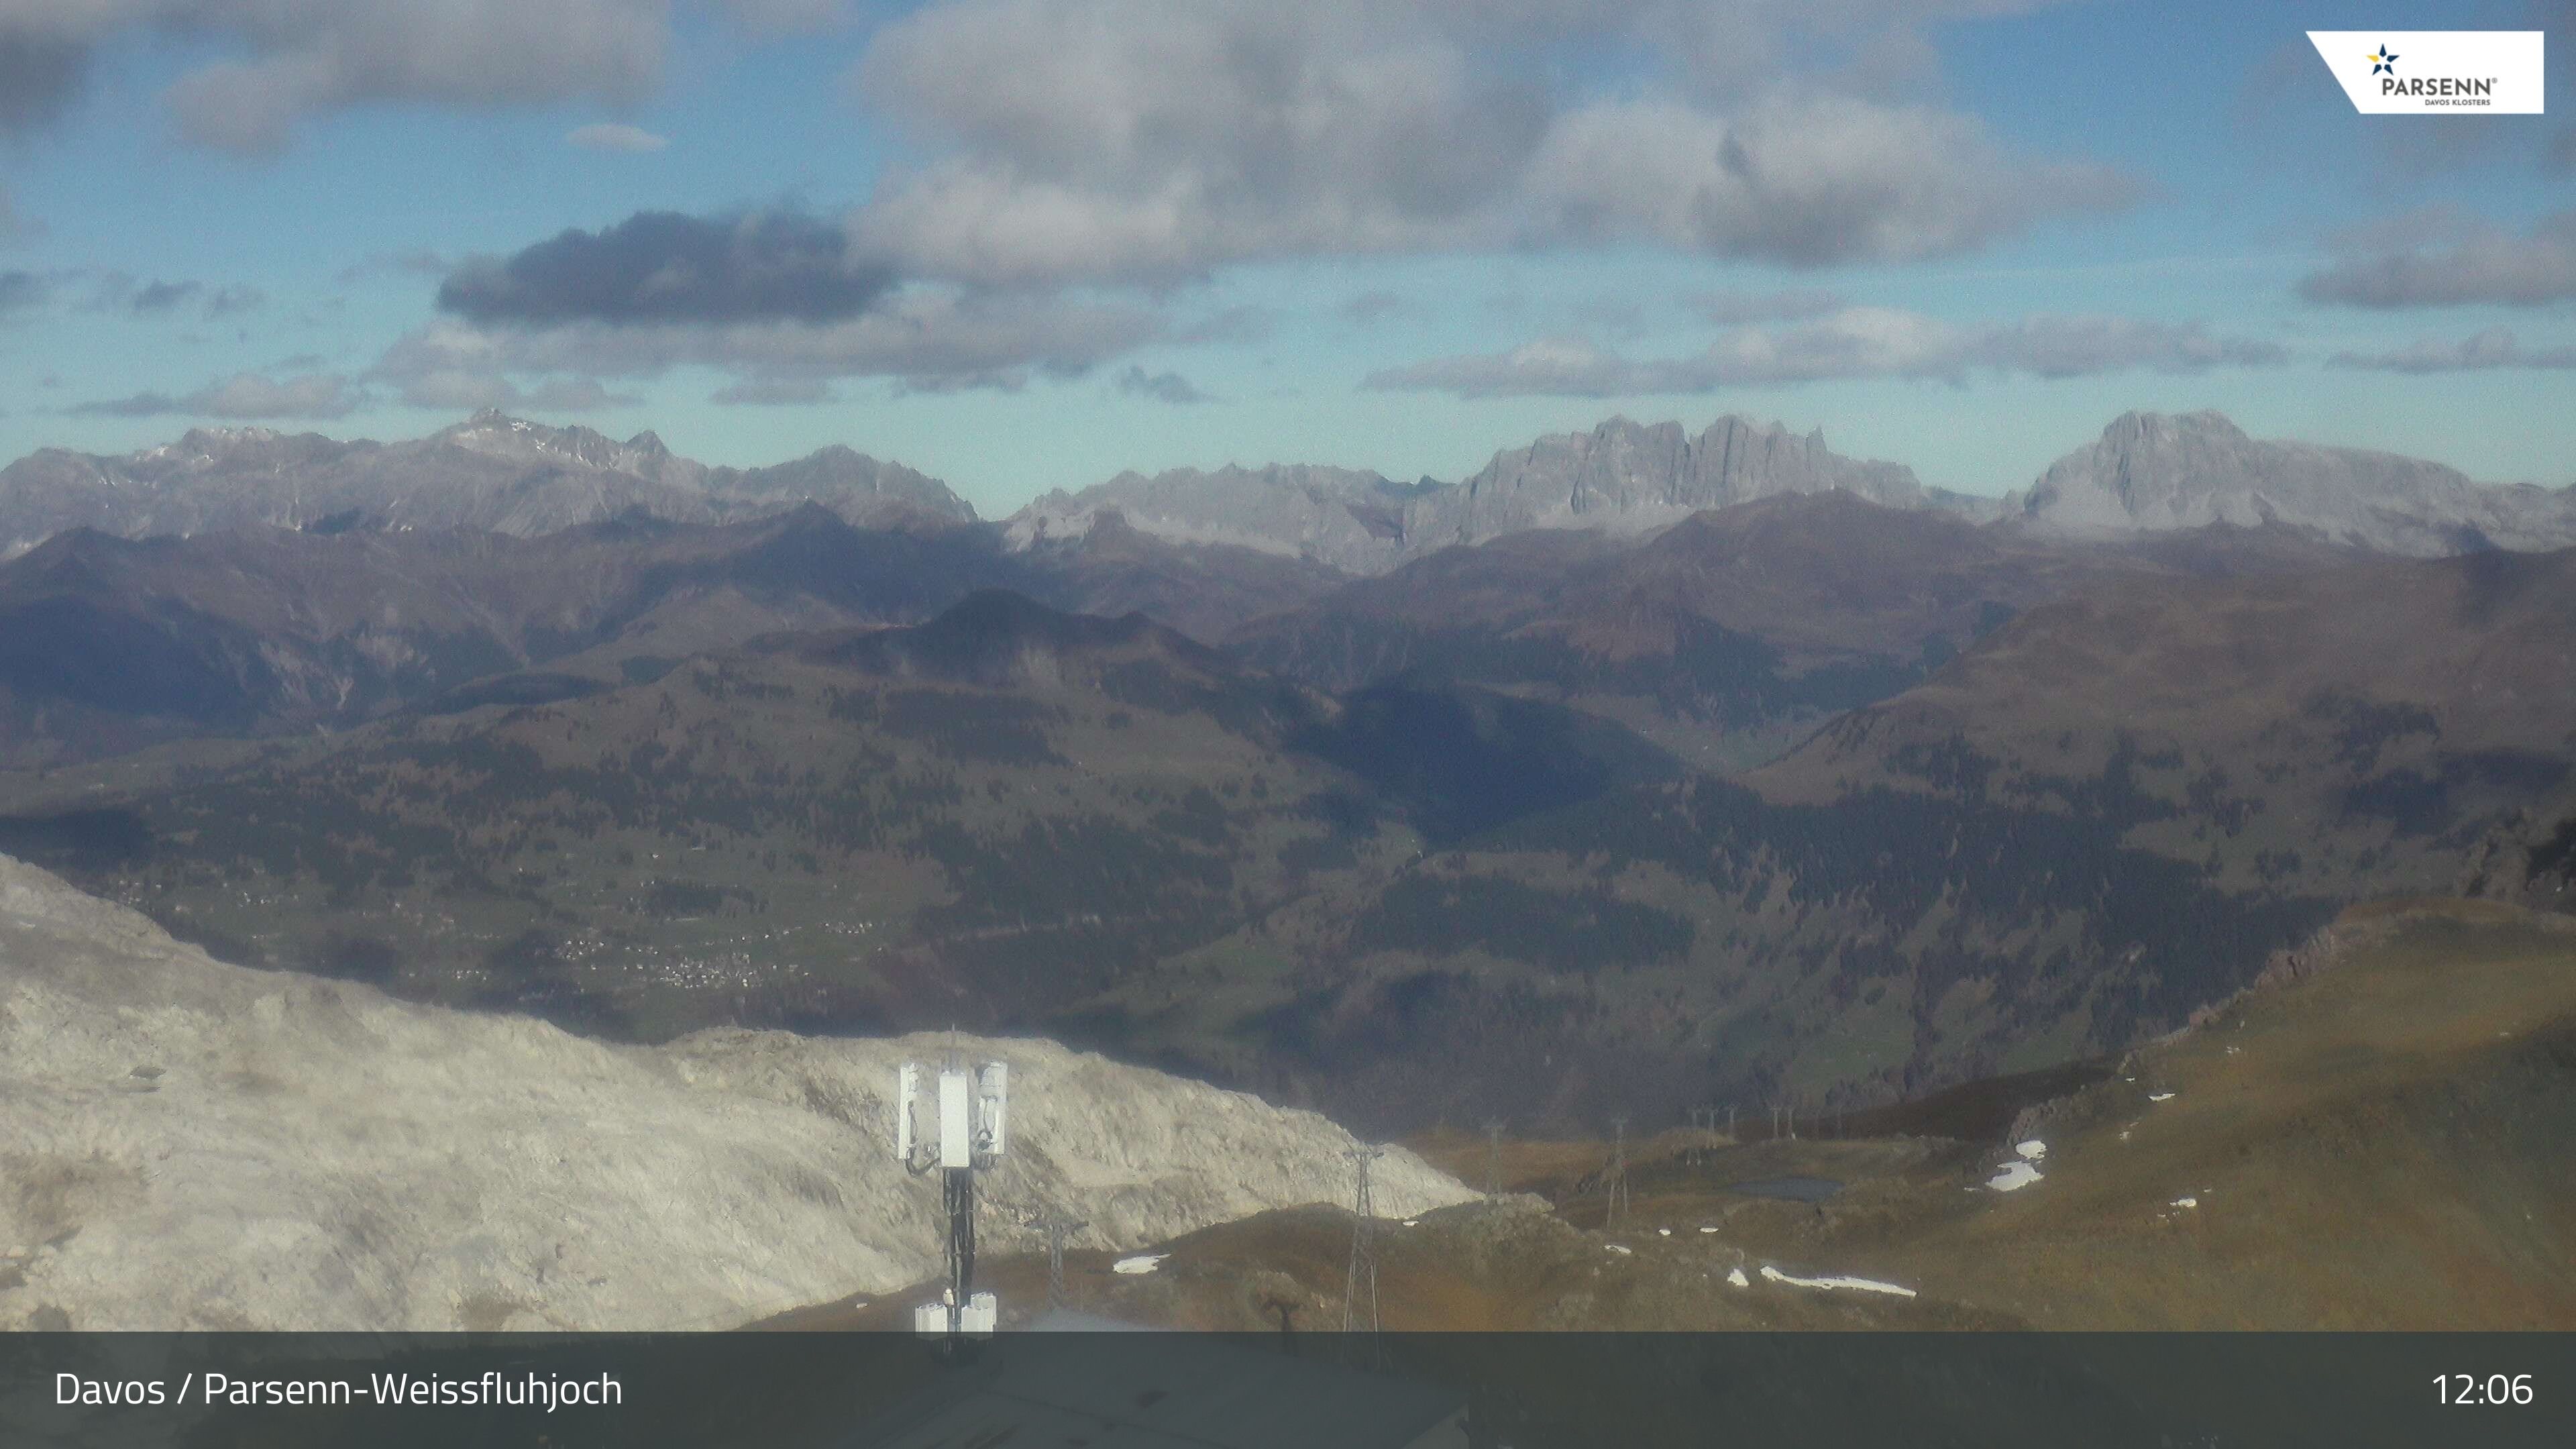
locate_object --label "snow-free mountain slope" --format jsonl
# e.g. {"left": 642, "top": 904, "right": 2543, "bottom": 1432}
{"left": 2010, "top": 410, "right": 2576, "bottom": 555}
{"left": 0, "top": 852, "right": 1469, "bottom": 1331}
{"left": 0, "top": 411, "right": 974, "bottom": 554}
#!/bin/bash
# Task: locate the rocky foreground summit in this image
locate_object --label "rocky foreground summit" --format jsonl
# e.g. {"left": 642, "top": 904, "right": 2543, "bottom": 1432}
{"left": 0, "top": 853, "right": 1468, "bottom": 1331}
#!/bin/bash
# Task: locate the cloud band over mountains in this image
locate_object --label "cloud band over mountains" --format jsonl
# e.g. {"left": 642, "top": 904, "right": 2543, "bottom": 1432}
{"left": 1365, "top": 310, "right": 2288, "bottom": 398}
{"left": 2299, "top": 210, "right": 2576, "bottom": 309}
{"left": 2330, "top": 326, "right": 2576, "bottom": 374}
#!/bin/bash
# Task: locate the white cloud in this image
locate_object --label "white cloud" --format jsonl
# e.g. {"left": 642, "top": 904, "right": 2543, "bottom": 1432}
{"left": 848, "top": 0, "right": 2127, "bottom": 285}
{"left": 1511, "top": 94, "right": 2129, "bottom": 266}
{"left": 68, "top": 370, "right": 365, "bottom": 419}
{"left": 567, "top": 121, "right": 669, "bottom": 152}
{"left": 1364, "top": 308, "right": 2286, "bottom": 396}
{"left": 2329, "top": 326, "right": 2576, "bottom": 373}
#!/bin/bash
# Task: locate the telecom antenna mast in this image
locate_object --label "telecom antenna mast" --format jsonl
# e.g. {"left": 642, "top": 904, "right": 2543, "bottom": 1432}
{"left": 894, "top": 1056, "right": 1009, "bottom": 1338}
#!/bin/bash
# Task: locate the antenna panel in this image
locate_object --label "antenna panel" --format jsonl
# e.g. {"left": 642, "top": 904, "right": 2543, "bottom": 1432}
{"left": 938, "top": 1067, "right": 973, "bottom": 1169}
{"left": 977, "top": 1061, "right": 1008, "bottom": 1158}
{"left": 896, "top": 1061, "right": 919, "bottom": 1162}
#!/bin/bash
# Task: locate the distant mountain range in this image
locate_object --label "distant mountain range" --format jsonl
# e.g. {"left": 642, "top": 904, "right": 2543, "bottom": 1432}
{"left": 8, "top": 408, "right": 2569, "bottom": 574}
{"left": 1014, "top": 409, "right": 2575, "bottom": 570}
{"left": 2008, "top": 410, "right": 2576, "bottom": 555}
{"left": 0, "top": 409, "right": 973, "bottom": 553}
{"left": 1009, "top": 416, "right": 1951, "bottom": 574}
{"left": 5, "top": 404, "right": 2574, "bottom": 1134}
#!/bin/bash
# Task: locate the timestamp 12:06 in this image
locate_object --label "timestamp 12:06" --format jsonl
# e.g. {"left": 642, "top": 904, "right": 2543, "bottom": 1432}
{"left": 2437, "top": 1374, "right": 2534, "bottom": 1406}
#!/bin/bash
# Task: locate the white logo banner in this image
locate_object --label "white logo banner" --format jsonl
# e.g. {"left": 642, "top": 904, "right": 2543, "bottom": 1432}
{"left": 2306, "top": 31, "right": 2544, "bottom": 114}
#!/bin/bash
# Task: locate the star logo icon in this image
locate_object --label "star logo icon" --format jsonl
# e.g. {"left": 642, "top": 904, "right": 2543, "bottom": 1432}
{"left": 2367, "top": 44, "right": 2399, "bottom": 75}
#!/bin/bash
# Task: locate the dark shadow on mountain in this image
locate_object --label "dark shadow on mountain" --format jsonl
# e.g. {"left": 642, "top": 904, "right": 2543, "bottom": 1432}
{"left": 1292, "top": 681, "right": 1686, "bottom": 843}
{"left": 0, "top": 809, "right": 152, "bottom": 872}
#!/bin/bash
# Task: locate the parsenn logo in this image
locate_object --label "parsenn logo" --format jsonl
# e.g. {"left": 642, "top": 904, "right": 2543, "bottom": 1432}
{"left": 2306, "top": 31, "right": 2544, "bottom": 114}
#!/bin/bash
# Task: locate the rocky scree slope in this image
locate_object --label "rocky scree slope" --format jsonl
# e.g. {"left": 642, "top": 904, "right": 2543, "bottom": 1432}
{"left": 0, "top": 853, "right": 1468, "bottom": 1331}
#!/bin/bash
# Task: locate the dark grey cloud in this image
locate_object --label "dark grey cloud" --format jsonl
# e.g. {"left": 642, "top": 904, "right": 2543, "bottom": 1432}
{"left": 0, "top": 270, "right": 47, "bottom": 316}
{"left": 2329, "top": 326, "right": 2576, "bottom": 373}
{"left": 131, "top": 280, "right": 199, "bottom": 313}
{"left": 379, "top": 286, "right": 1161, "bottom": 401}
{"left": 1364, "top": 308, "right": 2286, "bottom": 397}
{"left": 1114, "top": 366, "right": 1213, "bottom": 405}
{"left": 2298, "top": 210, "right": 2576, "bottom": 309}
{"left": 437, "top": 210, "right": 897, "bottom": 326}
{"left": 205, "top": 283, "right": 268, "bottom": 317}
{"left": 68, "top": 371, "right": 364, "bottom": 420}
{"left": 83, "top": 272, "right": 271, "bottom": 319}
{"left": 0, "top": 32, "right": 87, "bottom": 133}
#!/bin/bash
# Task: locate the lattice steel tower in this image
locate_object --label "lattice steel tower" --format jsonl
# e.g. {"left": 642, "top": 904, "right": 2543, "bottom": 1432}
{"left": 1603, "top": 1116, "right": 1631, "bottom": 1230}
{"left": 1342, "top": 1144, "right": 1384, "bottom": 1334}
{"left": 1034, "top": 1212, "right": 1086, "bottom": 1312}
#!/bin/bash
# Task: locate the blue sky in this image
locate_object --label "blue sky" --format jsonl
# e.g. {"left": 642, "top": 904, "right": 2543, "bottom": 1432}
{"left": 1, "top": 1, "right": 2569, "bottom": 517}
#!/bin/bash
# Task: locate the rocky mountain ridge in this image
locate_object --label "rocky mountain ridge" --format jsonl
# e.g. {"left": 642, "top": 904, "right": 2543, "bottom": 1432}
{"left": 15, "top": 409, "right": 2569, "bottom": 580}
{"left": 1008, "top": 415, "right": 1935, "bottom": 574}
{"left": 1006, "top": 409, "right": 2576, "bottom": 572}
{"left": 0, "top": 410, "right": 975, "bottom": 555}
{"left": 0, "top": 851, "right": 1470, "bottom": 1330}
{"left": 2006, "top": 410, "right": 2576, "bottom": 556}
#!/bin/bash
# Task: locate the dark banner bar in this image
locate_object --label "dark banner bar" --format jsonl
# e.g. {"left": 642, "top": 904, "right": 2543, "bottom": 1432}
{"left": 4, "top": 1331, "right": 2568, "bottom": 1448}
